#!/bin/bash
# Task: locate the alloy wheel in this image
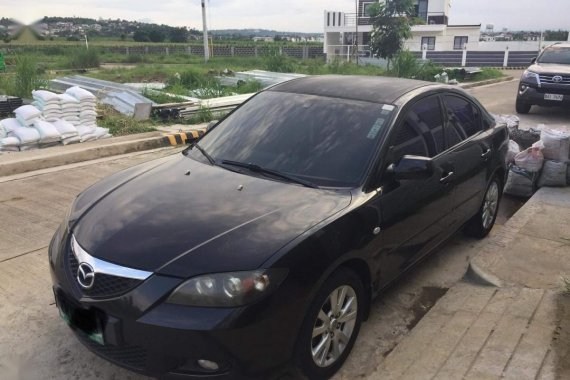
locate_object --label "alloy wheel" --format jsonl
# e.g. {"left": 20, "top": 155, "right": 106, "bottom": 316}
{"left": 311, "top": 285, "right": 358, "bottom": 368}
{"left": 482, "top": 181, "right": 499, "bottom": 230}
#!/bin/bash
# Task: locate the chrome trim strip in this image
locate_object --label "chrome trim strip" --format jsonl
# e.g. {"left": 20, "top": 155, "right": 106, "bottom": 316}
{"left": 71, "top": 235, "right": 153, "bottom": 281}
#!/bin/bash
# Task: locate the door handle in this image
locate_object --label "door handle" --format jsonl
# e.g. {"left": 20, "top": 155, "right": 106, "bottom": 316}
{"left": 440, "top": 171, "right": 455, "bottom": 183}
{"left": 481, "top": 149, "right": 492, "bottom": 159}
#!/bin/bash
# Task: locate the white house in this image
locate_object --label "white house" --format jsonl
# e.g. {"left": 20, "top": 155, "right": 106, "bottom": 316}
{"left": 324, "top": 0, "right": 481, "bottom": 59}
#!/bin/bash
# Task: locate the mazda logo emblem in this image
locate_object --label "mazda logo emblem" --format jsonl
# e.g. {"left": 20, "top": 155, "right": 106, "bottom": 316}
{"left": 77, "top": 263, "right": 95, "bottom": 289}
{"left": 553, "top": 75, "right": 563, "bottom": 83}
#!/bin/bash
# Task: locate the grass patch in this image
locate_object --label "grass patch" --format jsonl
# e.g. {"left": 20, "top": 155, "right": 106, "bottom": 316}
{"left": 467, "top": 68, "right": 504, "bottom": 82}
{"left": 0, "top": 55, "right": 48, "bottom": 98}
{"left": 66, "top": 48, "right": 101, "bottom": 69}
{"left": 97, "top": 105, "right": 156, "bottom": 136}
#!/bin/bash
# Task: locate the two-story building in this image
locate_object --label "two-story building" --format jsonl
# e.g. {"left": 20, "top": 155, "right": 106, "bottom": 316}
{"left": 323, "top": 0, "right": 481, "bottom": 59}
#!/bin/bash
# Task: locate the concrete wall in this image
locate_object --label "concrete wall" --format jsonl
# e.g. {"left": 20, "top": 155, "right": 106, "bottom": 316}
{"left": 404, "top": 26, "right": 480, "bottom": 51}
{"left": 474, "top": 40, "right": 566, "bottom": 51}
{"left": 427, "top": 0, "right": 451, "bottom": 16}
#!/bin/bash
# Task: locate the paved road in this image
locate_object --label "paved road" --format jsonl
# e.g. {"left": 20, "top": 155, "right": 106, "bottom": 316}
{"left": 0, "top": 78, "right": 567, "bottom": 380}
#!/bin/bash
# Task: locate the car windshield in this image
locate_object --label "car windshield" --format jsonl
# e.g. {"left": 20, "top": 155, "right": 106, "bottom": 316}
{"left": 188, "top": 91, "right": 395, "bottom": 187}
{"left": 538, "top": 47, "right": 570, "bottom": 64}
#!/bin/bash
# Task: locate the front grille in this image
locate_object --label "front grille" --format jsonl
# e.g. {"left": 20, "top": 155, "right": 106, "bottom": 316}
{"left": 68, "top": 249, "right": 143, "bottom": 299}
{"left": 75, "top": 330, "right": 147, "bottom": 370}
{"left": 539, "top": 74, "right": 570, "bottom": 85}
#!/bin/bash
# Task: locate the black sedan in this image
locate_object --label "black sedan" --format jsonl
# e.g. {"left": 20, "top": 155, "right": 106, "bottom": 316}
{"left": 49, "top": 76, "right": 508, "bottom": 379}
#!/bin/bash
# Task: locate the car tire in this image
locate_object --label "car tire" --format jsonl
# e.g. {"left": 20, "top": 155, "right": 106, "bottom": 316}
{"left": 294, "top": 267, "right": 364, "bottom": 380}
{"left": 516, "top": 99, "right": 531, "bottom": 114}
{"left": 464, "top": 176, "right": 502, "bottom": 239}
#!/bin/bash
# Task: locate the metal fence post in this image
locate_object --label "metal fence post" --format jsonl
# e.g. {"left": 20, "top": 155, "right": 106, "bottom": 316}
{"left": 503, "top": 47, "right": 509, "bottom": 67}
{"left": 347, "top": 45, "right": 351, "bottom": 62}
{"left": 231, "top": 46, "right": 235, "bottom": 57}
{"left": 254, "top": 46, "right": 258, "bottom": 57}
{"left": 165, "top": 47, "right": 169, "bottom": 56}
{"left": 125, "top": 47, "right": 129, "bottom": 55}
{"left": 462, "top": 45, "right": 467, "bottom": 67}
{"left": 422, "top": 44, "right": 428, "bottom": 61}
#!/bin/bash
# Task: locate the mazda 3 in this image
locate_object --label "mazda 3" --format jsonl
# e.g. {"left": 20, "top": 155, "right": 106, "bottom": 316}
{"left": 49, "top": 76, "right": 508, "bottom": 379}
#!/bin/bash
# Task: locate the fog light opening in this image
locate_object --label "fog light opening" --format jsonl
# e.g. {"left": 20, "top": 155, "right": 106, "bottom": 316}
{"left": 197, "top": 359, "right": 220, "bottom": 371}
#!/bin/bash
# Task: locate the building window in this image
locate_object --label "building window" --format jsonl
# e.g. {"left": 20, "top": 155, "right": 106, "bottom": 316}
{"left": 421, "top": 37, "right": 436, "bottom": 50}
{"left": 414, "top": 0, "right": 429, "bottom": 21}
{"left": 454, "top": 36, "right": 469, "bottom": 50}
{"left": 362, "top": 2, "right": 375, "bottom": 17}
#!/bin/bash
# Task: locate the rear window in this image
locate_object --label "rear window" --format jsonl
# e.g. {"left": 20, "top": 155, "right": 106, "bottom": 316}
{"left": 538, "top": 47, "right": 570, "bottom": 64}
{"left": 191, "top": 91, "right": 395, "bottom": 187}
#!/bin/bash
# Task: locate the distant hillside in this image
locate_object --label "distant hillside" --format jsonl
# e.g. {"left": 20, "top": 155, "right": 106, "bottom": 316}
{"left": 211, "top": 29, "right": 322, "bottom": 38}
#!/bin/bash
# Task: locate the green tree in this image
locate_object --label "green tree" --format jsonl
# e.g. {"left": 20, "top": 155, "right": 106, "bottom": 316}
{"left": 545, "top": 30, "right": 569, "bottom": 41}
{"left": 368, "top": 0, "right": 418, "bottom": 68}
{"left": 133, "top": 29, "right": 150, "bottom": 42}
{"left": 169, "top": 27, "right": 188, "bottom": 43}
{"left": 148, "top": 28, "right": 166, "bottom": 43}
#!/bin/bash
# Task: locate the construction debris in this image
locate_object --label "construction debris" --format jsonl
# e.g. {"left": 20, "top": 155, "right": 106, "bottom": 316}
{"left": 50, "top": 75, "right": 155, "bottom": 120}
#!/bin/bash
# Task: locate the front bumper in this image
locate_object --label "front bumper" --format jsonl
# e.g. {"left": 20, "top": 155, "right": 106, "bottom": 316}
{"left": 517, "top": 81, "right": 570, "bottom": 107}
{"left": 49, "top": 227, "right": 306, "bottom": 379}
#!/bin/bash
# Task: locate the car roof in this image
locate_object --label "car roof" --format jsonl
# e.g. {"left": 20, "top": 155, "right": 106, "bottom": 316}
{"left": 545, "top": 43, "right": 570, "bottom": 49}
{"left": 268, "top": 75, "right": 436, "bottom": 104}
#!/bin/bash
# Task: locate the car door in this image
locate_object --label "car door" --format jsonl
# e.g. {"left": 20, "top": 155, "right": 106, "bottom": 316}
{"left": 442, "top": 94, "right": 493, "bottom": 225}
{"left": 370, "top": 95, "right": 456, "bottom": 287}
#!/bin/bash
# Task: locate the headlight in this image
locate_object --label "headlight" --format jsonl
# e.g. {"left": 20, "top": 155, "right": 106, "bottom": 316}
{"left": 166, "top": 269, "right": 288, "bottom": 307}
{"left": 521, "top": 70, "right": 540, "bottom": 85}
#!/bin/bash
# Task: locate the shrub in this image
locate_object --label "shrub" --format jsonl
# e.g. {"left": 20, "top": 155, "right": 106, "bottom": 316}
{"left": 189, "top": 105, "right": 214, "bottom": 124}
{"left": 123, "top": 54, "right": 145, "bottom": 64}
{"left": 388, "top": 50, "right": 443, "bottom": 81}
{"left": 235, "top": 79, "right": 263, "bottom": 94}
{"left": 11, "top": 55, "right": 47, "bottom": 98}
{"left": 98, "top": 105, "right": 156, "bottom": 136}
{"left": 67, "top": 48, "right": 100, "bottom": 69}
{"left": 263, "top": 47, "right": 298, "bottom": 73}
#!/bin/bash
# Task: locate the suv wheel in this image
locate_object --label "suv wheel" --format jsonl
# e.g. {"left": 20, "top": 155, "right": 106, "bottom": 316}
{"left": 516, "top": 98, "right": 531, "bottom": 114}
{"left": 295, "top": 267, "right": 364, "bottom": 379}
{"left": 465, "top": 176, "right": 502, "bottom": 238}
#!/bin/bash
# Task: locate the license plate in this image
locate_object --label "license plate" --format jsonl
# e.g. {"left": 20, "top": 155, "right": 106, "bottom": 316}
{"left": 55, "top": 292, "right": 105, "bottom": 345}
{"left": 544, "top": 94, "right": 564, "bottom": 101}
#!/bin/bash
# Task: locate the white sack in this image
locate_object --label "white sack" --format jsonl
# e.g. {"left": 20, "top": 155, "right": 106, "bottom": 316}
{"left": 62, "top": 136, "right": 81, "bottom": 145}
{"left": 0, "top": 136, "right": 20, "bottom": 151}
{"left": 93, "top": 127, "right": 110, "bottom": 139}
{"left": 65, "top": 86, "right": 96, "bottom": 101}
{"left": 9, "top": 127, "right": 40, "bottom": 144}
{"left": 32, "top": 90, "right": 59, "bottom": 103}
{"left": 0, "top": 118, "right": 23, "bottom": 133}
{"left": 14, "top": 105, "right": 41, "bottom": 125}
{"left": 52, "top": 119, "right": 78, "bottom": 138}
{"left": 515, "top": 144, "right": 544, "bottom": 173}
{"left": 31, "top": 120, "right": 61, "bottom": 143}
{"left": 540, "top": 128, "right": 570, "bottom": 162}
{"left": 506, "top": 140, "right": 520, "bottom": 164}
{"left": 538, "top": 160, "right": 568, "bottom": 188}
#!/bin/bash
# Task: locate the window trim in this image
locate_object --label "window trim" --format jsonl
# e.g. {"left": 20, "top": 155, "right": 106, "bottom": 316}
{"left": 361, "top": 2, "right": 375, "bottom": 18}
{"left": 453, "top": 36, "right": 469, "bottom": 50}
{"left": 421, "top": 36, "right": 436, "bottom": 51}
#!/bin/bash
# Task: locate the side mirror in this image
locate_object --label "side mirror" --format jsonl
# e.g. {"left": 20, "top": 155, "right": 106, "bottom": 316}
{"left": 388, "top": 155, "right": 434, "bottom": 181}
{"left": 531, "top": 57, "right": 537, "bottom": 64}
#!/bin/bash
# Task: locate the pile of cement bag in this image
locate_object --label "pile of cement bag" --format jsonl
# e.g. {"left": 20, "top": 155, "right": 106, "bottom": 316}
{"left": 504, "top": 124, "right": 570, "bottom": 197}
{"left": 0, "top": 88, "right": 111, "bottom": 153}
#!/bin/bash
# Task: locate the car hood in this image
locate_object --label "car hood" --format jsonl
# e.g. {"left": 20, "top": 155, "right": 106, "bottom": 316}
{"left": 72, "top": 154, "right": 352, "bottom": 278}
{"left": 529, "top": 63, "right": 570, "bottom": 74}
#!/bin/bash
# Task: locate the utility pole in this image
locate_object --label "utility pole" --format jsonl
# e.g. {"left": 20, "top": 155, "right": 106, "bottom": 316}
{"left": 355, "top": 0, "right": 359, "bottom": 65}
{"left": 202, "top": 0, "right": 210, "bottom": 62}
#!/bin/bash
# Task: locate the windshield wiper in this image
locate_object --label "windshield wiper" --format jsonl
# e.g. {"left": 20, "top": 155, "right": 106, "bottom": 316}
{"left": 220, "top": 160, "right": 319, "bottom": 189}
{"left": 192, "top": 143, "right": 216, "bottom": 165}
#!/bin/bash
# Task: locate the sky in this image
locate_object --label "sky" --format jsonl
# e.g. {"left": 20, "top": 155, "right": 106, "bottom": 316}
{"left": 1, "top": 0, "right": 568, "bottom": 33}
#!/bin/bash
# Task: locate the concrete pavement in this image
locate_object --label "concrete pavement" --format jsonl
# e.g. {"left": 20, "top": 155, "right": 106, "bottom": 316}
{"left": 363, "top": 187, "right": 570, "bottom": 380}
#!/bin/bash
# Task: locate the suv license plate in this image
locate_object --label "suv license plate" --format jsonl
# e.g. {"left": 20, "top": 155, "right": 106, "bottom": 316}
{"left": 544, "top": 94, "right": 564, "bottom": 101}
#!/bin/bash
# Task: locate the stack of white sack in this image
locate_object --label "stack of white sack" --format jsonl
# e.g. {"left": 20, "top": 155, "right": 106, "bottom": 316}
{"left": 8, "top": 124, "right": 41, "bottom": 151}
{"left": 32, "top": 90, "right": 62, "bottom": 122}
{"left": 0, "top": 136, "right": 20, "bottom": 152}
{"left": 52, "top": 119, "right": 81, "bottom": 145}
{"left": 93, "top": 126, "right": 111, "bottom": 140}
{"left": 13, "top": 105, "right": 41, "bottom": 127}
{"left": 31, "top": 119, "right": 61, "bottom": 147}
{"left": 76, "top": 125, "right": 98, "bottom": 142}
{"left": 59, "top": 94, "right": 81, "bottom": 126}
{"left": 65, "top": 87, "right": 97, "bottom": 126}
{"left": 0, "top": 118, "right": 23, "bottom": 136}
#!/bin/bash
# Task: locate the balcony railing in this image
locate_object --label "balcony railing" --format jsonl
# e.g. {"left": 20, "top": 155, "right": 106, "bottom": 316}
{"left": 325, "top": 12, "right": 448, "bottom": 28}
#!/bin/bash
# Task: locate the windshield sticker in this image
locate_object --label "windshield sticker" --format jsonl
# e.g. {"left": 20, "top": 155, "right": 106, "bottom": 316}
{"left": 382, "top": 105, "right": 395, "bottom": 111}
{"left": 367, "top": 118, "right": 385, "bottom": 139}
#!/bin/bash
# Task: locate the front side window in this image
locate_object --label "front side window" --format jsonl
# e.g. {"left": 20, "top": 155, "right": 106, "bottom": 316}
{"left": 538, "top": 47, "right": 570, "bottom": 64}
{"left": 444, "top": 95, "right": 482, "bottom": 144}
{"left": 391, "top": 97, "right": 444, "bottom": 162}
{"left": 454, "top": 36, "right": 469, "bottom": 50}
{"left": 191, "top": 91, "right": 395, "bottom": 187}
{"left": 421, "top": 37, "right": 436, "bottom": 51}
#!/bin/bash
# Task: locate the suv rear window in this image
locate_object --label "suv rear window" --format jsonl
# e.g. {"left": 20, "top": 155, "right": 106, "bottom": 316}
{"left": 538, "top": 47, "right": 570, "bottom": 64}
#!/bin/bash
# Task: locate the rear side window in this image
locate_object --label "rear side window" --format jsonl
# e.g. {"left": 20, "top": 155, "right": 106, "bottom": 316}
{"left": 444, "top": 95, "right": 482, "bottom": 141}
{"left": 391, "top": 96, "right": 444, "bottom": 161}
